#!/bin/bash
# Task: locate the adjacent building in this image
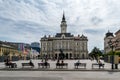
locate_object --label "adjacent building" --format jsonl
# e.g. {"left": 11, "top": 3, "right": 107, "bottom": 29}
{"left": 104, "top": 31, "right": 114, "bottom": 54}
{"left": 104, "top": 30, "right": 120, "bottom": 54}
{"left": 0, "top": 41, "right": 20, "bottom": 62}
{"left": 0, "top": 41, "right": 32, "bottom": 61}
{"left": 40, "top": 13, "right": 88, "bottom": 59}
{"left": 30, "top": 42, "right": 40, "bottom": 59}
{"left": 31, "top": 42, "right": 40, "bottom": 53}
{"left": 115, "top": 30, "right": 120, "bottom": 51}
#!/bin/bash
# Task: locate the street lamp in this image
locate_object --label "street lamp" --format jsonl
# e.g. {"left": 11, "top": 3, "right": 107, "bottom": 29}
{"left": 108, "top": 39, "right": 114, "bottom": 69}
{"left": 108, "top": 39, "right": 119, "bottom": 69}
{"left": 45, "top": 53, "right": 47, "bottom": 62}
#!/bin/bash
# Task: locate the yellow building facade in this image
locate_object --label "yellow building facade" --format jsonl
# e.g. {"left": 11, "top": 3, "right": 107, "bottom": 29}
{"left": 0, "top": 44, "right": 21, "bottom": 61}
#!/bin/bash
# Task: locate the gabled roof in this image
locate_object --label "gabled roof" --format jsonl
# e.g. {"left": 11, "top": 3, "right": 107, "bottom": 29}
{"left": 55, "top": 33, "right": 73, "bottom": 37}
{"left": 115, "top": 29, "right": 120, "bottom": 35}
{"left": 105, "top": 31, "right": 114, "bottom": 38}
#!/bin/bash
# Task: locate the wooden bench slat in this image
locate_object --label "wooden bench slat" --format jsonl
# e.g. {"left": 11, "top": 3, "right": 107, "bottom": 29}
{"left": 5, "top": 63, "right": 17, "bottom": 68}
{"left": 92, "top": 63, "right": 104, "bottom": 69}
{"left": 74, "top": 63, "right": 86, "bottom": 69}
{"left": 56, "top": 63, "right": 68, "bottom": 68}
{"left": 22, "top": 63, "right": 34, "bottom": 68}
{"left": 38, "top": 63, "right": 50, "bottom": 68}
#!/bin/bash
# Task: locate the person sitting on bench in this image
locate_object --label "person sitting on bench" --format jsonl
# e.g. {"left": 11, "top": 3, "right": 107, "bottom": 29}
{"left": 5, "top": 58, "right": 16, "bottom": 68}
{"left": 98, "top": 60, "right": 104, "bottom": 68}
{"left": 56, "top": 60, "right": 59, "bottom": 65}
{"left": 44, "top": 60, "right": 48, "bottom": 68}
{"left": 5, "top": 58, "right": 11, "bottom": 65}
{"left": 29, "top": 60, "right": 34, "bottom": 67}
{"left": 61, "top": 60, "right": 64, "bottom": 64}
{"left": 77, "top": 60, "right": 80, "bottom": 65}
{"left": 76, "top": 60, "right": 80, "bottom": 64}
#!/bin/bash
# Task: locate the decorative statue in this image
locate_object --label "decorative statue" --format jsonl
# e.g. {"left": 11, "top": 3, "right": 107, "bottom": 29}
{"left": 59, "top": 49, "right": 65, "bottom": 60}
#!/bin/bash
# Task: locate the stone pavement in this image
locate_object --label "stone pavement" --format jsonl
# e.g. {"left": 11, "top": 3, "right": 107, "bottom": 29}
{"left": 0, "top": 77, "right": 62, "bottom": 80}
{"left": 0, "top": 71, "right": 120, "bottom": 80}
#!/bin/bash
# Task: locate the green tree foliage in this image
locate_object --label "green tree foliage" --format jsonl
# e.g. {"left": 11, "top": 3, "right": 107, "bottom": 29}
{"left": 115, "top": 51, "right": 120, "bottom": 55}
{"left": 106, "top": 51, "right": 120, "bottom": 56}
{"left": 89, "top": 47, "right": 103, "bottom": 62}
{"left": 106, "top": 51, "right": 115, "bottom": 55}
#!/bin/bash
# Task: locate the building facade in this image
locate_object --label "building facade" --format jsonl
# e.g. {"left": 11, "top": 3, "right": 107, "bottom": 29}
{"left": 115, "top": 30, "right": 120, "bottom": 51}
{"left": 40, "top": 13, "right": 88, "bottom": 59}
{"left": 104, "top": 30, "right": 120, "bottom": 54}
{"left": 0, "top": 41, "right": 32, "bottom": 61}
{"left": 0, "top": 41, "right": 20, "bottom": 62}
{"left": 31, "top": 42, "right": 40, "bottom": 48}
{"left": 104, "top": 31, "right": 114, "bottom": 54}
{"left": 30, "top": 42, "right": 40, "bottom": 59}
{"left": 31, "top": 42, "right": 40, "bottom": 53}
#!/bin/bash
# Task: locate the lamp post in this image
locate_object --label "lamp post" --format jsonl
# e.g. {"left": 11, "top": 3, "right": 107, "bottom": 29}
{"left": 108, "top": 39, "right": 118, "bottom": 69}
{"left": 45, "top": 53, "right": 47, "bottom": 62}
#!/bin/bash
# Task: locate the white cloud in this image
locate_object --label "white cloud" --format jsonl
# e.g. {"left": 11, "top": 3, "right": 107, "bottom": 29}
{"left": 0, "top": 0, "right": 120, "bottom": 51}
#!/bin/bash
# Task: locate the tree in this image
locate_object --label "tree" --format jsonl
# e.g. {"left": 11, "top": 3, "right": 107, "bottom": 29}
{"left": 115, "top": 51, "right": 120, "bottom": 55}
{"left": 89, "top": 47, "right": 103, "bottom": 62}
{"left": 106, "top": 51, "right": 120, "bottom": 56}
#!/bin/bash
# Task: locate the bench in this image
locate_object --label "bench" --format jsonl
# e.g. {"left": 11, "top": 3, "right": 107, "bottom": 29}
{"left": 56, "top": 63, "right": 68, "bottom": 68}
{"left": 5, "top": 63, "right": 17, "bottom": 68}
{"left": 74, "top": 63, "right": 86, "bottom": 69}
{"left": 92, "top": 63, "right": 104, "bottom": 69}
{"left": 22, "top": 63, "right": 34, "bottom": 68}
{"left": 38, "top": 63, "right": 50, "bottom": 68}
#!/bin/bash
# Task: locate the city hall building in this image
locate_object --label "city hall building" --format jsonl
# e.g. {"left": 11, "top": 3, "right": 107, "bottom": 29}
{"left": 40, "top": 13, "right": 88, "bottom": 59}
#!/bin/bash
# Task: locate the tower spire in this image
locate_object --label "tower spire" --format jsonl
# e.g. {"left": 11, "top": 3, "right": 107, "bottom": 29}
{"left": 60, "top": 11, "right": 67, "bottom": 33}
{"left": 62, "top": 11, "right": 66, "bottom": 21}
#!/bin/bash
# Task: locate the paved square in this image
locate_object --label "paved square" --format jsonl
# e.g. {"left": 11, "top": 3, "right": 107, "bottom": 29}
{"left": 0, "top": 59, "right": 120, "bottom": 69}
{"left": 0, "top": 77, "right": 62, "bottom": 80}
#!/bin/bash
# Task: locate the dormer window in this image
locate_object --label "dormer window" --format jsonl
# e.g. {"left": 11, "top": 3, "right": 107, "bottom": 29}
{"left": 62, "top": 34, "right": 65, "bottom": 39}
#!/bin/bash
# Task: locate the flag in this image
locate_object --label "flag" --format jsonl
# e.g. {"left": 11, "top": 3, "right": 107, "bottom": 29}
{"left": 23, "top": 48, "right": 30, "bottom": 55}
{"left": 18, "top": 43, "right": 24, "bottom": 51}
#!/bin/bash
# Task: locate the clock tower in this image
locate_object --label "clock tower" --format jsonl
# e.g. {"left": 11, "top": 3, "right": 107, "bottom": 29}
{"left": 60, "top": 12, "right": 67, "bottom": 33}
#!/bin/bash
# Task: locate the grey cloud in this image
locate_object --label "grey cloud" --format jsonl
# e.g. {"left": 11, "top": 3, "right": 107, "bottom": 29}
{"left": 90, "top": 16, "right": 103, "bottom": 25}
{"left": 13, "top": 20, "right": 52, "bottom": 34}
{"left": 0, "top": 16, "right": 15, "bottom": 24}
{"left": 84, "top": 29, "right": 105, "bottom": 35}
{"left": 0, "top": 0, "right": 120, "bottom": 51}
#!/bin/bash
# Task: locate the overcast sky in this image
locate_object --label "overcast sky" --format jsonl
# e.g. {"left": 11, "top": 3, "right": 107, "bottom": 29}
{"left": 0, "top": 0, "right": 120, "bottom": 52}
